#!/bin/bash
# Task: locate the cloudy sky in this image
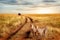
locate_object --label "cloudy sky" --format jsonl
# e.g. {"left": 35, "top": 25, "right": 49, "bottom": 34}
{"left": 0, "top": 0, "right": 60, "bottom": 14}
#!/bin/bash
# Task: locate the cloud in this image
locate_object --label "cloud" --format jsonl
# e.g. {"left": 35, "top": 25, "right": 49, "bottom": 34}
{"left": 0, "top": 0, "right": 17, "bottom": 5}
{"left": 42, "top": 0, "right": 56, "bottom": 2}
{"left": 0, "top": 0, "right": 60, "bottom": 13}
{"left": 0, "top": 0, "right": 60, "bottom": 5}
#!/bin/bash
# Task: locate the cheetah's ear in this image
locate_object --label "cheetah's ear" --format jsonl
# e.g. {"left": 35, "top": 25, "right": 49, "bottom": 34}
{"left": 36, "top": 26, "right": 39, "bottom": 29}
{"left": 31, "top": 24, "right": 37, "bottom": 32}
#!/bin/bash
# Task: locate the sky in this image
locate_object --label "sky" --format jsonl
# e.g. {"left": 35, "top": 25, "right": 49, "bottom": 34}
{"left": 0, "top": 0, "right": 60, "bottom": 14}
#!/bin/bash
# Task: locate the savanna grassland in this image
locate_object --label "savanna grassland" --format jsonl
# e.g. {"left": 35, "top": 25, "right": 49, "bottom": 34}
{"left": 0, "top": 14, "right": 60, "bottom": 40}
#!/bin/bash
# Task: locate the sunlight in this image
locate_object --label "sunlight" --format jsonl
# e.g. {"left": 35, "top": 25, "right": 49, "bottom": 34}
{"left": 36, "top": 8, "right": 54, "bottom": 14}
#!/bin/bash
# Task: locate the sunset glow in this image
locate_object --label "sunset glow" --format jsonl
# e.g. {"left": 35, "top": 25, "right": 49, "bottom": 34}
{"left": 36, "top": 8, "right": 54, "bottom": 13}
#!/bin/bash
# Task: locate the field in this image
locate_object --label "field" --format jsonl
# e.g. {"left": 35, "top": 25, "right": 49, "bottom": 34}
{"left": 0, "top": 14, "right": 60, "bottom": 40}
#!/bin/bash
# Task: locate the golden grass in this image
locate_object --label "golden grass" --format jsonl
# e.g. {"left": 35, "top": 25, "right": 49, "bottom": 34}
{"left": 0, "top": 14, "right": 60, "bottom": 40}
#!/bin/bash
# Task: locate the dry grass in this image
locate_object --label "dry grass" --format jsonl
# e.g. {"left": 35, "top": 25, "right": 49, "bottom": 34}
{"left": 0, "top": 14, "right": 60, "bottom": 40}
